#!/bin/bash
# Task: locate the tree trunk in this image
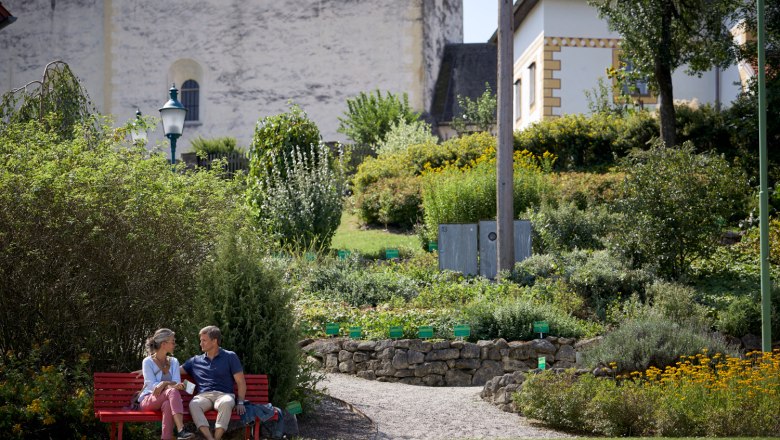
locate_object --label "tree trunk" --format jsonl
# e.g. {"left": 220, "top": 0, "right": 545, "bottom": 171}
{"left": 655, "top": 6, "right": 677, "bottom": 147}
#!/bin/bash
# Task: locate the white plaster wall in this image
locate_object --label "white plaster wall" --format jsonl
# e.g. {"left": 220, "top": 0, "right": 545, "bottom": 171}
{"left": 544, "top": 0, "right": 615, "bottom": 38}
{"left": 0, "top": 0, "right": 106, "bottom": 110}
{"left": 558, "top": 46, "right": 612, "bottom": 115}
{"left": 670, "top": 65, "right": 742, "bottom": 107}
{"left": 513, "top": 0, "right": 544, "bottom": 57}
{"left": 2, "top": 0, "right": 463, "bottom": 156}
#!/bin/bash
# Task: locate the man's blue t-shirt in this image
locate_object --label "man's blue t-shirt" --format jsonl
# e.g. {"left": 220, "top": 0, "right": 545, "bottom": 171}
{"left": 183, "top": 348, "right": 243, "bottom": 394}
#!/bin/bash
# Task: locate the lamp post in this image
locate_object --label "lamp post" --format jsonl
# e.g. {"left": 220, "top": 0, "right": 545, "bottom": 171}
{"left": 129, "top": 109, "right": 147, "bottom": 145}
{"left": 158, "top": 84, "right": 187, "bottom": 165}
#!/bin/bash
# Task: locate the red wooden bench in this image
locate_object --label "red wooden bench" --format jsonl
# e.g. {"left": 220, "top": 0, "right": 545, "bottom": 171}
{"left": 94, "top": 372, "right": 277, "bottom": 440}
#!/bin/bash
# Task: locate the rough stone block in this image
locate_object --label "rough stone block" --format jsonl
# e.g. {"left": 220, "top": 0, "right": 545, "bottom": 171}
{"left": 374, "top": 339, "right": 394, "bottom": 351}
{"left": 482, "top": 346, "right": 502, "bottom": 361}
{"left": 453, "top": 358, "right": 481, "bottom": 370}
{"left": 325, "top": 354, "right": 339, "bottom": 372}
{"left": 366, "top": 360, "right": 381, "bottom": 370}
{"left": 529, "top": 339, "right": 557, "bottom": 354}
{"left": 508, "top": 342, "right": 533, "bottom": 360}
{"left": 503, "top": 357, "right": 530, "bottom": 372}
{"left": 450, "top": 340, "right": 465, "bottom": 349}
{"left": 422, "top": 374, "right": 444, "bottom": 386}
{"left": 555, "top": 344, "right": 576, "bottom": 363}
{"left": 425, "top": 348, "right": 460, "bottom": 361}
{"left": 353, "top": 352, "right": 370, "bottom": 363}
{"left": 414, "top": 361, "right": 447, "bottom": 377}
{"left": 409, "top": 340, "right": 433, "bottom": 352}
{"left": 472, "top": 360, "right": 503, "bottom": 386}
{"left": 357, "top": 371, "right": 376, "bottom": 381}
{"left": 377, "top": 347, "right": 395, "bottom": 360}
{"left": 302, "top": 339, "right": 343, "bottom": 355}
{"left": 445, "top": 369, "right": 473, "bottom": 386}
{"left": 392, "top": 350, "right": 409, "bottom": 369}
{"left": 394, "top": 369, "right": 415, "bottom": 378}
{"left": 339, "top": 360, "right": 355, "bottom": 373}
{"left": 395, "top": 339, "right": 411, "bottom": 349}
{"left": 338, "top": 350, "right": 353, "bottom": 362}
{"left": 407, "top": 350, "right": 425, "bottom": 364}
{"left": 399, "top": 377, "right": 423, "bottom": 386}
{"left": 432, "top": 340, "right": 450, "bottom": 350}
{"left": 357, "top": 341, "right": 377, "bottom": 351}
{"left": 494, "top": 338, "right": 509, "bottom": 349}
{"left": 460, "top": 343, "right": 480, "bottom": 359}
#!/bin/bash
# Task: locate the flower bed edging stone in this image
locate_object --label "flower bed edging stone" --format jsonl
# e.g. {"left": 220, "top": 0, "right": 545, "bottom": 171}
{"left": 301, "top": 336, "right": 587, "bottom": 387}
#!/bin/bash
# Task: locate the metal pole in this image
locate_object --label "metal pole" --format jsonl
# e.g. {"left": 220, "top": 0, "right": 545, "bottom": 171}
{"left": 757, "top": 0, "right": 772, "bottom": 352}
{"left": 169, "top": 134, "right": 177, "bottom": 165}
{"left": 497, "top": 0, "right": 514, "bottom": 273}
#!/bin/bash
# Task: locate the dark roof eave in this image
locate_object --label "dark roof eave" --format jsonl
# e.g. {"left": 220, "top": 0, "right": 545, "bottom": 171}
{"left": 488, "top": 0, "right": 540, "bottom": 44}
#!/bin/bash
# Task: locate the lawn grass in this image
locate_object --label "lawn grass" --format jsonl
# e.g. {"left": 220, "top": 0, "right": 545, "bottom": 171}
{"left": 330, "top": 211, "right": 421, "bottom": 255}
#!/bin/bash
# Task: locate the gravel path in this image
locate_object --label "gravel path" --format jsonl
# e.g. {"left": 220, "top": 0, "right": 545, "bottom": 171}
{"left": 319, "top": 373, "right": 572, "bottom": 440}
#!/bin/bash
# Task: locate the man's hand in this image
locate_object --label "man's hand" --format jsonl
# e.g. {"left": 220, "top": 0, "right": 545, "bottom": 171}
{"left": 236, "top": 401, "right": 246, "bottom": 416}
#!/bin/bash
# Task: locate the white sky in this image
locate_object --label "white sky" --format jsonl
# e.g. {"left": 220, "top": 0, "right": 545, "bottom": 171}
{"left": 463, "top": 0, "right": 499, "bottom": 43}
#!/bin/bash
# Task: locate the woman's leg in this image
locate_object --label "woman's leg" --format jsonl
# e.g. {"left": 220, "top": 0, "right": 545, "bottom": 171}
{"left": 163, "top": 388, "right": 186, "bottom": 432}
{"left": 140, "top": 393, "right": 172, "bottom": 440}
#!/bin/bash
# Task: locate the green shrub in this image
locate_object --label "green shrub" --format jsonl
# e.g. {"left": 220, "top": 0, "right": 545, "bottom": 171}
{"left": 585, "top": 378, "right": 658, "bottom": 436}
{"left": 191, "top": 231, "right": 307, "bottom": 406}
{"left": 582, "top": 313, "right": 736, "bottom": 372}
{"left": 526, "top": 203, "right": 609, "bottom": 254}
{"left": 249, "top": 104, "right": 321, "bottom": 185}
{"left": 251, "top": 143, "right": 345, "bottom": 250}
{"left": 407, "top": 132, "right": 495, "bottom": 173}
{"left": 338, "top": 90, "right": 419, "bottom": 147}
{"left": 511, "top": 254, "right": 562, "bottom": 286}
{"left": 0, "top": 119, "right": 240, "bottom": 370}
{"left": 451, "top": 82, "right": 497, "bottom": 135}
{"left": 515, "top": 370, "right": 600, "bottom": 432}
{"left": 0, "top": 344, "right": 103, "bottom": 439}
{"left": 464, "top": 297, "right": 592, "bottom": 341}
{"left": 354, "top": 176, "right": 422, "bottom": 229}
{"left": 375, "top": 119, "right": 437, "bottom": 156}
{"left": 191, "top": 136, "right": 243, "bottom": 155}
{"left": 547, "top": 171, "right": 625, "bottom": 210}
{"left": 610, "top": 141, "right": 749, "bottom": 279}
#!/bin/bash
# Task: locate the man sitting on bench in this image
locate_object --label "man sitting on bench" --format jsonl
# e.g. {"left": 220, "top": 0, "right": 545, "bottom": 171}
{"left": 181, "top": 325, "right": 247, "bottom": 440}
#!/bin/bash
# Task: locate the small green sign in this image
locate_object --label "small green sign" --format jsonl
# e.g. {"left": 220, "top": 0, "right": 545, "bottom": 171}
{"left": 325, "top": 323, "right": 340, "bottom": 336}
{"left": 533, "top": 321, "right": 549, "bottom": 334}
{"left": 385, "top": 248, "right": 400, "bottom": 259}
{"left": 428, "top": 241, "right": 438, "bottom": 252}
{"left": 453, "top": 324, "right": 471, "bottom": 338}
{"left": 538, "top": 356, "right": 546, "bottom": 370}
{"left": 337, "top": 249, "right": 351, "bottom": 260}
{"left": 349, "top": 326, "right": 362, "bottom": 339}
{"left": 388, "top": 326, "right": 403, "bottom": 339}
{"left": 305, "top": 252, "right": 316, "bottom": 261}
{"left": 418, "top": 326, "right": 434, "bottom": 339}
{"left": 286, "top": 400, "right": 302, "bottom": 415}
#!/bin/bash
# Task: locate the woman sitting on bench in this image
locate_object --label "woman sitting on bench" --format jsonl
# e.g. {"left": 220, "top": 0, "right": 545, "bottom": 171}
{"left": 138, "top": 328, "right": 195, "bottom": 440}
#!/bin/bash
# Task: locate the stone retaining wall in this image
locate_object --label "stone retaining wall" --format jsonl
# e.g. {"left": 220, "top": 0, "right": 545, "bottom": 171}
{"left": 302, "top": 336, "right": 583, "bottom": 386}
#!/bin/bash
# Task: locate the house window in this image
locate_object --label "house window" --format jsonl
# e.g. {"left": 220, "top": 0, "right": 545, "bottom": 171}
{"left": 621, "top": 59, "right": 650, "bottom": 96}
{"left": 181, "top": 79, "right": 199, "bottom": 122}
{"left": 514, "top": 79, "right": 521, "bottom": 121}
{"left": 528, "top": 63, "right": 536, "bottom": 107}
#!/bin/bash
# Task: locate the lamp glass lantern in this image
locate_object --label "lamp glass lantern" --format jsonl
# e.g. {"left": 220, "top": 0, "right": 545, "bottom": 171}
{"left": 158, "top": 83, "right": 187, "bottom": 164}
{"left": 129, "top": 109, "right": 148, "bottom": 145}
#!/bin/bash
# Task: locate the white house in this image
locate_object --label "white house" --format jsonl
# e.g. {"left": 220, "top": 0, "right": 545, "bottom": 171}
{"left": 0, "top": 0, "right": 462, "bottom": 156}
{"left": 496, "top": 0, "right": 744, "bottom": 130}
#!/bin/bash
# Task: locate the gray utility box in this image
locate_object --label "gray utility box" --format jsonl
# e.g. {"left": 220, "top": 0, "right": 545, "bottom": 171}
{"left": 478, "top": 220, "right": 532, "bottom": 279}
{"left": 438, "top": 221, "right": 532, "bottom": 278}
{"left": 438, "top": 224, "right": 478, "bottom": 275}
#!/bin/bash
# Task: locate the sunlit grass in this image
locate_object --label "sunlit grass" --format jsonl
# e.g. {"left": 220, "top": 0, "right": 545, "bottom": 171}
{"left": 330, "top": 211, "right": 420, "bottom": 255}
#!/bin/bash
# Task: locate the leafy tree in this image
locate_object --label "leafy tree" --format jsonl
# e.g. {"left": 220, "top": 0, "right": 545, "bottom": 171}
{"left": 0, "top": 118, "right": 242, "bottom": 370}
{"left": 589, "top": 0, "right": 741, "bottom": 147}
{"left": 609, "top": 141, "right": 749, "bottom": 279}
{"left": 337, "top": 90, "right": 419, "bottom": 147}
{"left": 375, "top": 118, "right": 437, "bottom": 156}
{"left": 249, "top": 104, "right": 321, "bottom": 185}
{"left": 451, "top": 82, "right": 497, "bottom": 135}
{"left": 191, "top": 136, "right": 244, "bottom": 155}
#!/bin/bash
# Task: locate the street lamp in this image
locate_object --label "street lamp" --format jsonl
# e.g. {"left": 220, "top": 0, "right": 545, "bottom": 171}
{"left": 129, "top": 109, "right": 147, "bottom": 145}
{"left": 158, "top": 83, "right": 187, "bottom": 164}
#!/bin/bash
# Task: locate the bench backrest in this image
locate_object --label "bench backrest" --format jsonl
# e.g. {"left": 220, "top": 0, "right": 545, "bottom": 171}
{"left": 93, "top": 372, "right": 270, "bottom": 413}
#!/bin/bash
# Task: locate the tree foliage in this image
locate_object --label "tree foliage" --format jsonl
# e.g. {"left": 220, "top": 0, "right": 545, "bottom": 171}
{"left": 589, "top": 0, "right": 741, "bottom": 147}
{"left": 337, "top": 90, "right": 419, "bottom": 147}
{"left": 610, "top": 141, "right": 748, "bottom": 279}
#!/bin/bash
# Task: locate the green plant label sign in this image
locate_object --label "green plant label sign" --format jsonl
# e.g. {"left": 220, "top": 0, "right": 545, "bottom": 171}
{"left": 428, "top": 241, "right": 438, "bottom": 252}
{"left": 453, "top": 324, "right": 471, "bottom": 338}
{"left": 325, "top": 323, "right": 340, "bottom": 336}
{"left": 337, "top": 249, "right": 351, "bottom": 260}
{"left": 418, "top": 326, "right": 433, "bottom": 339}
{"left": 305, "top": 252, "right": 316, "bottom": 261}
{"left": 385, "top": 248, "right": 400, "bottom": 259}
{"left": 389, "top": 326, "right": 403, "bottom": 339}
{"left": 533, "top": 321, "right": 549, "bottom": 334}
{"left": 538, "top": 356, "right": 546, "bottom": 370}
{"left": 286, "top": 400, "right": 302, "bottom": 415}
{"left": 349, "top": 326, "right": 362, "bottom": 339}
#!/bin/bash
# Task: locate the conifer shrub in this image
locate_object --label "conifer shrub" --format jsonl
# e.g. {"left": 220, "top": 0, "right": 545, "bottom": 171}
{"left": 191, "top": 230, "right": 311, "bottom": 406}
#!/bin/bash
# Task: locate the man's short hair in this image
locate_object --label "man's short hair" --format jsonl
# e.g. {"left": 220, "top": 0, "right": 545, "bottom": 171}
{"left": 199, "top": 325, "right": 222, "bottom": 344}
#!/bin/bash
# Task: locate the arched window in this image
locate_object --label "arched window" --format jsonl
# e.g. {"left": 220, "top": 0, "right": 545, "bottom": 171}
{"left": 181, "top": 79, "right": 199, "bottom": 122}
